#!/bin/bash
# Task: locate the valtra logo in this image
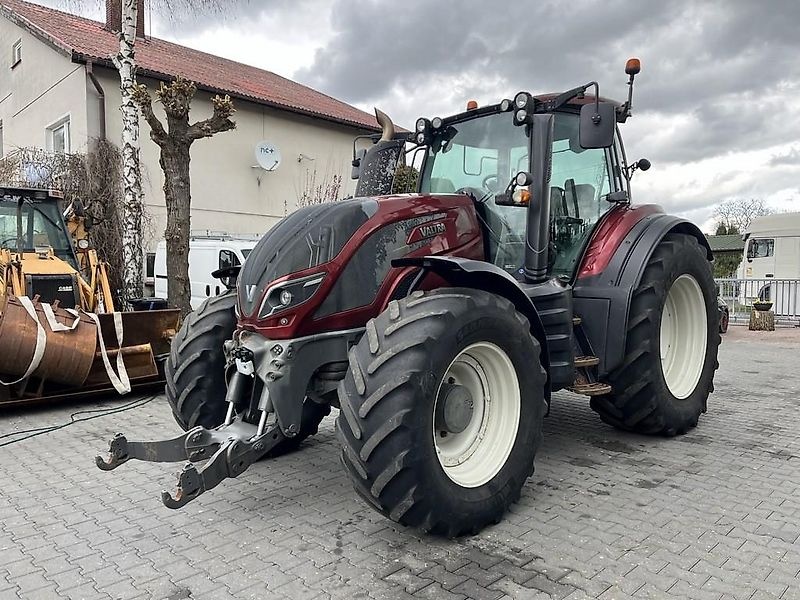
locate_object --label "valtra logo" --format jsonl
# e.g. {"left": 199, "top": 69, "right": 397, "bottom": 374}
{"left": 407, "top": 221, "right": 446, "bottom": 244}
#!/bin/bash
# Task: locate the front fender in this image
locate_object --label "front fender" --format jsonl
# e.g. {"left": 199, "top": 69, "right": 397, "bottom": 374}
{"left": 393, "top": 256, "right": 552, "bottom": 401}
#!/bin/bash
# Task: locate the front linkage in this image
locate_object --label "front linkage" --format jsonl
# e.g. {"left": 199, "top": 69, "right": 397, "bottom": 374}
{"left": 96, "top": 419, "right": 284, "bottom": 508}
{"left": 96, "top": 326, "right": 362, "bottom": 508}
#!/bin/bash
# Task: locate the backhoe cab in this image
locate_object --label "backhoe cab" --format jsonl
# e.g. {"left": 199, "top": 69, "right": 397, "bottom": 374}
{"left": 97, "top": 60, "right": 720, "bottom": 537}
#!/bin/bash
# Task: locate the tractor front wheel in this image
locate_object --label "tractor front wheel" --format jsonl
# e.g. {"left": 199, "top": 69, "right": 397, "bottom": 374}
{"left": 591, "top": 233, "right": 720, "bottom": 436}
{"left": 336, "top": 288, "right": 547, "bottom": 536}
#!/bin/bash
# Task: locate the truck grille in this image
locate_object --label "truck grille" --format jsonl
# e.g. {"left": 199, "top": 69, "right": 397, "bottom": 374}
{"left": 25, "top": 274, "right": 80, "bottom": 309}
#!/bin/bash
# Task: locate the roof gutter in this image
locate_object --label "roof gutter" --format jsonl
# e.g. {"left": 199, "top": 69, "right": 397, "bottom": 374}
{"left": 86, "top": 60, "right": 106, "bottom": 140}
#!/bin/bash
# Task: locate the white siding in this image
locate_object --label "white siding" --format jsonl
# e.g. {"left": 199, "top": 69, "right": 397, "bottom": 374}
{"left": 0, "top": 17, "right": 89, "bottom": 153}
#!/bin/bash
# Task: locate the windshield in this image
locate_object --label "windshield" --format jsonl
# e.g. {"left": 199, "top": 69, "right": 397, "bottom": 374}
{"left": 419, "top": 112, "right": 528, "bottom": 197}
{"left": 0, "top": 198, "right": 78, "bottom": 269}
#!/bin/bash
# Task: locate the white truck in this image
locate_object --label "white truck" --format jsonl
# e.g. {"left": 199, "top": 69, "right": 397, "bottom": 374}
{"left": 154, "top": 233, "right": 261, "bottom": 310}
{"left": 739, "top": 213, "right": 800, "bottom": 317}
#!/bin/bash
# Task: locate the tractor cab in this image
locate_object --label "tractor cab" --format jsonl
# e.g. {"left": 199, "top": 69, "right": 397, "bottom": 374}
{"left": 0, "top": 188, "right": 80, "bottom": 272}
{"left": 415, "top": 101, "right": 620, "bottom": 282}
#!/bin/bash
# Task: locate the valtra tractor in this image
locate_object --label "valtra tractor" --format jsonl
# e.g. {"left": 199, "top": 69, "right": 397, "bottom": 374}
{"left": 97, "top": 59, "right": 720, "bottom": 536}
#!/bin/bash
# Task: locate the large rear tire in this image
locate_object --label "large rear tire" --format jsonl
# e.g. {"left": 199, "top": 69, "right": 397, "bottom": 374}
{"left": 590, "top": 233, "right": 720, "bottom": 436}
{"left": 165, "top": 291, "right": 329, "bottom": 454}
{"left": 337, "top": 288, "right": 547, "bottom": 537}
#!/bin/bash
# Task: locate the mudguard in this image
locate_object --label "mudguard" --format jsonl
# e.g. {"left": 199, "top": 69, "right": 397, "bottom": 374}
{"left": 573, "top": 212, "right": 712, "bottom": 376}
{"left": 392, "top": 255, "right": 552, "bottom": 400}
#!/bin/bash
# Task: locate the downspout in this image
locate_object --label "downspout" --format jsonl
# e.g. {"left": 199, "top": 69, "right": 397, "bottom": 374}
{"left": 86, "top": 61, "right": 106, "bottom": 140}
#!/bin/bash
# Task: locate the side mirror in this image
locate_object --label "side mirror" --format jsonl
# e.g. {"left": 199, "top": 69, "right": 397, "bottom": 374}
{"left": 579, "top": 102, "right": 616, "bottom": 149}
{"left": 351, "top": 148, "right": 367, "bottom": 180}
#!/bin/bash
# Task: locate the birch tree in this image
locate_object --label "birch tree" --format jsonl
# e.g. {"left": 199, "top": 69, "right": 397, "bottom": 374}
{"left": 112, "top": 0, "right": 144, "bottom": 308}
{"left": 133, "top": 78, "right": 236, "bottom": 315}
{"left": 66, "top": 0, "right": 226, "bottom": 308}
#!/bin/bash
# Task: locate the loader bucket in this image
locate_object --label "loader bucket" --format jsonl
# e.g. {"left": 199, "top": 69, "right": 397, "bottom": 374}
{"left": 0, "top": 296, "right": 97, "bottom": 386}
{"left": 0, "top": 299, "right": 180, "bottom": 407}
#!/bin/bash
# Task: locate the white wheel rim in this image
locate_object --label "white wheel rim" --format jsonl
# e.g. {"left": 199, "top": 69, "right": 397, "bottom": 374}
{"left": 660, "top": 274, "right": 707, "bottom": 399}
{"left": 434, "top": 342, "right": 520, "bottom": 488}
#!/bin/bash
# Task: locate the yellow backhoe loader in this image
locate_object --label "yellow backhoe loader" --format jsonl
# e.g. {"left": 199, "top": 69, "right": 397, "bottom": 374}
{"left": 0, "top": 186, "right": 179, "bottom": 407}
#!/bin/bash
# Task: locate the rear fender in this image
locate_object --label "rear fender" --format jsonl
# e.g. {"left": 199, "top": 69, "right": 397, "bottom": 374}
{"left": 573, "top": 213, "right": 712, "bottom": 376}
{"left": 393, "top": 256, "right": 551, "bottom": 402}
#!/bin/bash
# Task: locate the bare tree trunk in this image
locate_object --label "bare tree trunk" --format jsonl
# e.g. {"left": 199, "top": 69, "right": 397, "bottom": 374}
{"left": 134, "top": 78, "right": 235, "bottom": 316}
{"left": 112, "top": 0, "right": 144, "bottom": 308}
{"left": 161, "top": 139, "right": 192, "bottom": 315}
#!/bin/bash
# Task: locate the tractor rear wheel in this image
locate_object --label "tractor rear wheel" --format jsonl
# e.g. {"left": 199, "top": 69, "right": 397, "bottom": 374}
{"left": 337, "top": 288, "right": 547, "bottom": 536}
{"left": 165, "top": 291, "right": 329, "bottom": 455}
{"left": 590, "top": 233, "right": 720, "bottom": 436}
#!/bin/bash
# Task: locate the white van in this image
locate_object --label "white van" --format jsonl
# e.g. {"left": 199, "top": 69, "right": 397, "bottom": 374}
{"left": 739, "top": 213, "right": 800, "bottom": 315}
{"left": 154, "top": 233, "right": 261, "bottom": 309}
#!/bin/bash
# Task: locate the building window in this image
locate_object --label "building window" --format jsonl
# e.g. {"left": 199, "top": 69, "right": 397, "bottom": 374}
{"left": 46, "top": 117, "right": 71, "bottom": 154}
{"left": 11, "top": 39, "right": 21, "bottom": 67}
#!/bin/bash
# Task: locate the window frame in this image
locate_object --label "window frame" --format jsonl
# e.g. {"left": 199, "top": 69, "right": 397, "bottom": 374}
{"left": 46, "top": 115, "right": 71, "bottom": 154}
{"left": 11, "top": 39, "right": 21, "bottom": 68}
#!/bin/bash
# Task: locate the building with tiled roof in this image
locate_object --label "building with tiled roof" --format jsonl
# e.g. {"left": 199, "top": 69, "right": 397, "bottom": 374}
{"left": 705, "top": 234, "right": 745, "bottom": 277}
{"left": 0, "top": 0, "right": 379, "bottom": 262}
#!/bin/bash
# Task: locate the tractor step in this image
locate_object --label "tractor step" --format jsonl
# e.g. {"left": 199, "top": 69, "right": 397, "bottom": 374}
{"left": 574, "top": 355, "right": 599, "bottom": 368}
{"left": 568, "top": 382, "right": 612, "bottom": 396}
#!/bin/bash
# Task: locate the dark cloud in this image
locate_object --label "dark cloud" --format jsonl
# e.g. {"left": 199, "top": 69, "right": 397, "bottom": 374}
{"left": 296, "top": 0, "right": 800, "bottom": 162}
{"left": 769, "top": 146, "right": 800, "bottom": 166}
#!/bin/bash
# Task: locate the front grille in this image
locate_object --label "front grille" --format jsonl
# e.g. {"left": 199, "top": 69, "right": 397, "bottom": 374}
{"left": 25, "top": 274, "right": 80, "bottom": 309}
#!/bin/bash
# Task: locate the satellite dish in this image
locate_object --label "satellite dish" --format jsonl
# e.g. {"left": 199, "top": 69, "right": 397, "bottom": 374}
{"left": 254, "top": 141, "right": 281, "bottom": 171}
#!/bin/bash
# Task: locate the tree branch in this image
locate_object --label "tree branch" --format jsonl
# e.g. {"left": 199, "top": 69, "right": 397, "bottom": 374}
{"left": 188, "top": 94, "right": 237, "bottom": 140}
{"left": 132, "top": 84, "right": 168, "bottom": 146}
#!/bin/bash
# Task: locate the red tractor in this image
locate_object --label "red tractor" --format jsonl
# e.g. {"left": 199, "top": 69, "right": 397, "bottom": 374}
{"left": 97, "top": 60, "right": 720, "bottom": 536}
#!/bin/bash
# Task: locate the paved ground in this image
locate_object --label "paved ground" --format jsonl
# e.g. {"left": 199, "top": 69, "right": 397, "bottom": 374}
{"left": 1, "top": 326, "right": 800, "bottom": 600}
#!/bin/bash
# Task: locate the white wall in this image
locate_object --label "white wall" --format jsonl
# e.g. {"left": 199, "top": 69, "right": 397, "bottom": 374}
{"left": 95, "top": 69, "right": 371, "bottom": 252}
{"left": 0, "top": 17, "right": 89, "bottom": 154}
{"left": 0, "top": 14, "right": 373, "bottom": 254}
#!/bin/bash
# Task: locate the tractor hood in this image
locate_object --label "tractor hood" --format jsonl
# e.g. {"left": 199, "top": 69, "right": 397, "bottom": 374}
{"left": 237, "top": 199, "right": 376, "bottom": 317}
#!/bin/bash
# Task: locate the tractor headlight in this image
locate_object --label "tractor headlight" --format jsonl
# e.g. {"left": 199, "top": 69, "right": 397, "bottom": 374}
{"left": 415, "top": 118, "right": 428, "bottom": 132}
{"left": 431, "top": 117, "right": 443, "bottom": 129}
{"left": 258, "top": 273, "right": 325, "bottom": 319}
{"left": 416, "top": 132, "right": 427, "bottom": 145}
{"left": 77, "top": 239, "right": 90, "bottom": 250}
{"left": 513, "top": 109, "right": 529, "bottom": 125}
{"left": 514, "top": 91, "right": 531, "bottom": 109}
{"left": 500, "top": 98, "right": 512, "bottom": 112}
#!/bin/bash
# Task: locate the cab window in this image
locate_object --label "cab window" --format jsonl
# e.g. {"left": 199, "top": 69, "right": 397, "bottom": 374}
{"left": 747, "top": 239, "right": 774, "bottom": 259}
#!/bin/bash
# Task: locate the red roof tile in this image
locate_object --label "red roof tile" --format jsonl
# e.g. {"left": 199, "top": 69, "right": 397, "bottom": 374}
{"left": 0, "top": 0, "right": 380, "bottom": 131}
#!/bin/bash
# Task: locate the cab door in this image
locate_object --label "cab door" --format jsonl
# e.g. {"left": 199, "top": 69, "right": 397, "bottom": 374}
{"left": 744, "top": 238, "right": 776, "bottom": 279}
{"left": 548, "top": 112, "right": 616, "bottom": 279}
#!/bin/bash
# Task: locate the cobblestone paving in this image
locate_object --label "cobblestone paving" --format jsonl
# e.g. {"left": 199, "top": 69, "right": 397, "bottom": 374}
{"left": 1, "top": 326, "right": 799, "bottom": 599}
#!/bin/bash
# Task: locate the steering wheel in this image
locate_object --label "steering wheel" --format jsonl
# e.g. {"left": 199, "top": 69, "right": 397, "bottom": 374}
{"left": 482, "top": 174, "right": 500, "bottom": 193}
{"left": 456, "top": 186, "right": 493, "bottom": 204}
{"left": 1, "top": 237, "right": 19, "bottom": 248}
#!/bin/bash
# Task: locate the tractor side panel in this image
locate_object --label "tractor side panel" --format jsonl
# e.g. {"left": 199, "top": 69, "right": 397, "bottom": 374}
{"left": 573, "top": 207, "right": 712, "bottom": 376}
{"left": 237, "top": 194, "right": 484, "bottom": 339}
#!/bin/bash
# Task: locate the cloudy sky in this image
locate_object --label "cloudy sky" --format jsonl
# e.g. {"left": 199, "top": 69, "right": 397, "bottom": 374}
{"left": 53, "top": 0, "right": 800, "bottom": 230}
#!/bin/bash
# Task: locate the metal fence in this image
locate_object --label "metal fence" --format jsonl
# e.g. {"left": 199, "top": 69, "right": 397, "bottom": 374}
{"left": 715, "top": 278, "right": 800, "bottom": 325}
